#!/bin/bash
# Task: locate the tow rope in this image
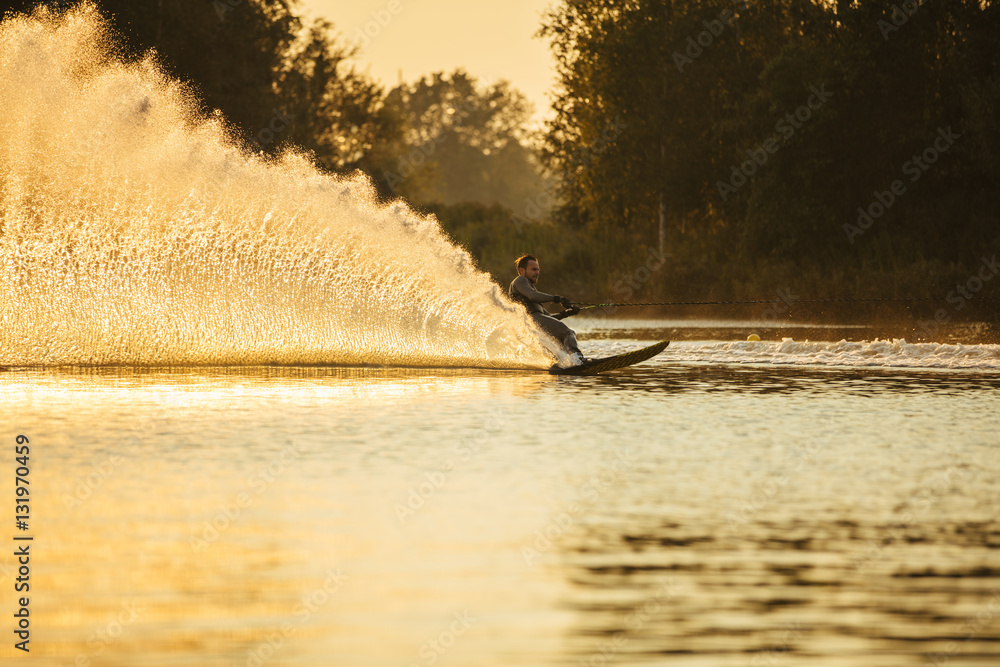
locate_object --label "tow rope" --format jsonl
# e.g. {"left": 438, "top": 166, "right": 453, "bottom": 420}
{"left": 578, "top": 296, "right": 1000, "bottom": 309}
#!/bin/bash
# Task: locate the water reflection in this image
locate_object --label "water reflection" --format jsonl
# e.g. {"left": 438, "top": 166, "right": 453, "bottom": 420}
{"left": 556, "top": 363, "right": 1000, "bottom": 395}
{"left": 1, "top": 363, "right": 998, "bottom": 666}
{"left": 561, "top": 515, "right": 1000, "bottom": 666}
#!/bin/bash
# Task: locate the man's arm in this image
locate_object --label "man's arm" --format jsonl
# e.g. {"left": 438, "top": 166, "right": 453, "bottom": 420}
{"left": 511, "top": 275, "right": 562, "bottom": 304}
{"left": 552, "top": 306, "right": 580, "bottom": 320}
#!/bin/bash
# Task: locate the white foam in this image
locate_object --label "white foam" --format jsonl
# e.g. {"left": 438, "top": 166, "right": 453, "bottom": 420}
{"left": 0, "top": 6, "right": 553, "bottom": 368}
{"left": 666, "top": 338, "right": 1000, "bottom": 370}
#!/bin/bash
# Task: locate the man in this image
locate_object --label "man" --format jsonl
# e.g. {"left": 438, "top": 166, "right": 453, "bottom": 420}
{"left": 509, "top": 254, "right": 585, "bottom": 363}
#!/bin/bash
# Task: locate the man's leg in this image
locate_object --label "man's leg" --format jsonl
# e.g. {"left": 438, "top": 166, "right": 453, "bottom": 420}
{"left": 531, "top": 313, "right": 583, "bottom": 358}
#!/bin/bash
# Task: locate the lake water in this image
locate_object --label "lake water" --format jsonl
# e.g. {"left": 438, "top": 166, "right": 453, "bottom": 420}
{"left": 3, "top": 320, "right": 999, "bottom": 667}
{"left": 4, "top": 9, "right": 998, "bottom": 666}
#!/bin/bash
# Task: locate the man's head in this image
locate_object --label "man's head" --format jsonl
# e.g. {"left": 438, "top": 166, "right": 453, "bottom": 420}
{"left": 515, "top": 254, "right": 540, "bottom": 284}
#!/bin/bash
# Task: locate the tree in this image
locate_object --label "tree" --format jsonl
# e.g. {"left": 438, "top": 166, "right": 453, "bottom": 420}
{"left": 377, "top": 70, "right": 549, "bottom": 213}
{"left": 538, "top": 0, "right": 779, "bottom": 252}
{"left": 273, "top": 17, "right": 396, "bottom": 174}
{"left": 736, "top": 0, "right": 1000, "bottom": 263}
{"left": 538, "top": 0, "right": 1000, "bottom": 281}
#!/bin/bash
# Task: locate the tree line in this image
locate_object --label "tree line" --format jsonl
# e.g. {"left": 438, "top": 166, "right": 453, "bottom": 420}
{"left": 1, "top": 1, "right": 544, "bottom": 212}
{"left": 4, "top": 0, "right": 999, "bottom": 316}
{"left": 538, "top": 0, "right": 1000, "bottom": 313}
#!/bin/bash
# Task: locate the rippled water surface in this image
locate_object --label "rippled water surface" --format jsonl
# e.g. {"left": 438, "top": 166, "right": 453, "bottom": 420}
{"left": 2, "top": 328, "right": 1000, "bottom": 667}
{"left": 3, "top": 9, "right": 997, "bottom": 665}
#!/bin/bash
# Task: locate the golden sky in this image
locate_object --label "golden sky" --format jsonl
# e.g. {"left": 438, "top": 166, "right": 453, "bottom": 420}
{"left": 297, "top": 0, "right": 558, "bottom": 123}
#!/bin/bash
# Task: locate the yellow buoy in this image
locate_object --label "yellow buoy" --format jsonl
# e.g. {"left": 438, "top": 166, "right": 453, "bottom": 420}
{"left": 747, "top": 334, "right": 761, "bottom": 342}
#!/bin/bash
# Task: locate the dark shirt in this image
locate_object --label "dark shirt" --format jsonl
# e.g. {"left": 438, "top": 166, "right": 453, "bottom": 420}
{"left": 509, "top": 275, "right": 559, "bottom": 316}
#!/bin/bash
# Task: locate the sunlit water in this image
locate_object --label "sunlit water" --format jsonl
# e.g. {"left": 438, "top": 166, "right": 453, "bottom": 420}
{"left": 2, "top": 6, "right": 998, "bottom": 667}
{"left": 3, "top": 323, "right": 999, "bottom": 666}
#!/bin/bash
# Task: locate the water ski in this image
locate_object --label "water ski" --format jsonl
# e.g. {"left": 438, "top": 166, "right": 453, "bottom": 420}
{"left": 549, "top": 340, "right": 670, "bottom": 375}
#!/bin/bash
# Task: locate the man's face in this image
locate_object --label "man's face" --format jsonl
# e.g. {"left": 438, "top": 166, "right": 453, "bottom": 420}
{"left": 520, "top": 259, "right": 541, "bottom": 284}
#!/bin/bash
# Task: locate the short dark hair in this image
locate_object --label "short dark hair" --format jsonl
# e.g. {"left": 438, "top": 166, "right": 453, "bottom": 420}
{"left": 515, "top": 254, "right": 537, "bottom": 270}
